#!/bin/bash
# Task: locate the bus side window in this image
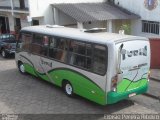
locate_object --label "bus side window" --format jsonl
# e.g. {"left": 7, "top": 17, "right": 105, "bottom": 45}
{"left": 42, "top": 36, "right": 49, "bottom": 56}
{"left": 31, "top": 34, "right": 43, "bottom": 55}
{"left": 17, "top": 33, "right": 32, "bottom": 52}
{"left": 31, "top": 34, "right": 49, "bottom": 56}
{"left": 49, "top": 37, "right": 56, "bottom": 58}
{"left": 93, "top": 45, "right": 106, "bottom": 75}
{"left": 49, "top": 37, "right": 68, "bottom": 63}
{"left": 68, "top": 41, "right": 92, "bottom": 70}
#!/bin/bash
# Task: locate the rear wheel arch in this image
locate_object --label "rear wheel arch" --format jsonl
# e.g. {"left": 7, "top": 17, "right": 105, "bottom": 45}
{"left": 62, "top": 79, "right": 70, "bottom": 88}
{"left": 18, "top": 60, "right": 23, "bottom": 66}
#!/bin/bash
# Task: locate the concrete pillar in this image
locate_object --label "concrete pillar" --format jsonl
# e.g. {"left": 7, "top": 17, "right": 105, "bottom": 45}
{"left": 77, "top": 22, "right": 83, "bottom": 29}
{"left": 107, "top": 20, "right": 113, "bottom": 33}
{"left": 159, "top": 23, "right": 160, "bottom": 36}
{"left": 54, "top": 8, "right": 59, "bottom": 25}
{"left": 10, "top": 0, "right": 14, "bottom": 15}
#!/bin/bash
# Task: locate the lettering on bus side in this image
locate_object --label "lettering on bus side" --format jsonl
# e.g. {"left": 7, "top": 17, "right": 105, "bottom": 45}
{"left": 41, "top": 59, "right": 52, "bottom": 68}
{"left": 121, "top": 46, "right": 147, "bottom": 60}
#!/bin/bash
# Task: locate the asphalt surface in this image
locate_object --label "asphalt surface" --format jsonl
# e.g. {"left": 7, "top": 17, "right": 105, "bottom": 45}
{"left": 144, "top": 79, "right": 160, "bottom": 100}
{"left": 0, "top": 57, "right": 159, "bottom": 119}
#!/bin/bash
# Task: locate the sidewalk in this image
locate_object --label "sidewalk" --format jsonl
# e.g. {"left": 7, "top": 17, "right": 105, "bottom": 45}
{"left": 150, "top": 69, "right": 160, "bottom": 82}
{"left": 144, "top": 69, "right": 160, "bottom": 100}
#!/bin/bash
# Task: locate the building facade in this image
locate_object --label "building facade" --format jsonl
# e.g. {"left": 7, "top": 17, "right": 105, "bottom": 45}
{"left": 0, "top": 0, "right": 107, "bottom": 34}
{"left": 0, "top": 0, "right": 140, "bottom": 35}
{"left": 1, "top": 0, "right": 159, "bottom": 39}
{"left": 0, "top": 0, "right": 29, "bottom": 34}
{"left": 114, "top": 0, "right": 160, "bottom": 38}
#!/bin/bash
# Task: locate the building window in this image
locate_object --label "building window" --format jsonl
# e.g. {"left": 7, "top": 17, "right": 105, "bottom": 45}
{"left": 19, "top": 0, "right": 25, "bottom": 9}
{"left": 142, "top": 20, "right": 160, "bottom": 35}
{"left": 32, "top": 20, "right": 39, "bottom": 26}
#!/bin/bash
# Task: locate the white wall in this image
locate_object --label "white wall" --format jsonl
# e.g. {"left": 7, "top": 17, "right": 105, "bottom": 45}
{"left": 115, "top": 0, "right": 160, "bottom": 21}
{"left": 57, "top": 10, "right": 76, "bottom": 26}
{"left": 8, "top": 14, "right": 14, "bottom": 31}
{"left": 12, "top": 0, "right": 19, "bottom": 8}
{"left": 115, "top": 0, "right": 160, "bottom": 37}
{"left": 0, "top": 0, "right": 10, "bottom": 6}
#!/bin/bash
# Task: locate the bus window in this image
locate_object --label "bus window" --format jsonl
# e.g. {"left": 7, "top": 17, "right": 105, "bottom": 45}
{"left": 31, "top": 34, "right": 49, "bottom": 56}
{"left": 55, "top": 38, "right": 68, "bottom": 50}
{"left": 49, "top": 37, "right": 68, "bottom": 63}
{"left": 68, "top": 41, "right": 92, "bottom": 70}
{"left": 17, "top": 33, "right": 32, "bottom": 52}
{"left": 93, "top": 45, "right": 106, "bottom": 75}
{"left": 31, "top": 34, "right": 43, "bottom": 55}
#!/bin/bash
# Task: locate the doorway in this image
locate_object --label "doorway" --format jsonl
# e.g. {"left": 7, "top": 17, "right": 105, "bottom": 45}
{"left": 14, "top": 18, "right": 21, "bottom": 33}
{"left": 0, "top": 16, "right": 10, "bottom": 34}
{"left": 19, "top": 0, "right": 25, "bottom": 9}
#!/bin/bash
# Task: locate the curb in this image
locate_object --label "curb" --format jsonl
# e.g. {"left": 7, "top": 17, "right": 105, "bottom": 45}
{"left": 143, "top": 93, "right": 160, "bottom": 101}
{"left": 150, "top": 77, "right": 160, "bottom": 82}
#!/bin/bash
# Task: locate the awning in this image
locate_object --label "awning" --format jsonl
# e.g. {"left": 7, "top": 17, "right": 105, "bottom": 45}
{"left": 52, "top": 3, "right": 140, "bottom": 22}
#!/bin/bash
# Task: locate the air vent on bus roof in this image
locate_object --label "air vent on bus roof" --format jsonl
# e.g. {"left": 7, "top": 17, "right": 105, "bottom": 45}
{"left": 82, "top": 28, "right": 106, "bottom": 33}
{"left": 46, "top": 25, "right": 64, "bottom": 28}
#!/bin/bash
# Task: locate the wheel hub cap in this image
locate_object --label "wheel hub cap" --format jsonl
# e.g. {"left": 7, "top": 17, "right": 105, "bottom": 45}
{"left": 20, "top": 64, "right": 25, "bottom": 73}
{"left": 66, "top": 84, "right": 72, "bottom": 95}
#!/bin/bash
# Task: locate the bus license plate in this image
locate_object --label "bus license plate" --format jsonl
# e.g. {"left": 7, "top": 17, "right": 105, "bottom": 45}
{"left": 129, "top": 93, "right": 136, "bottom": 97}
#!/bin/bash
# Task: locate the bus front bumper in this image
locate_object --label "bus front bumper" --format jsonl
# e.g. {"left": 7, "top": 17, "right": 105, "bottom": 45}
{"left": 107, "top": 83, "right": 148, "bottom": 104}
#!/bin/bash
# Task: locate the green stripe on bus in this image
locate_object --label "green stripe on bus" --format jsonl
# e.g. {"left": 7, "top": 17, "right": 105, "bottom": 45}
{"left": 23, "top": 63, "right": 149, "bottom": 105}
{"left": 107, "top": 83, "right": 148, "bottom": 104}
{"left": 117, "top": 78, "right": 148, "bottom": 92}
{"left": 24, "top": 63, "right": 106, "bottom": 105}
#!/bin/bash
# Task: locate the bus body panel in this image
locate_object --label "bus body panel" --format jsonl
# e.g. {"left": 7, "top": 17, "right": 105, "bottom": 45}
{"left": 15, "top": 26, "right": 150, "bottom": 105}
{"left": 16, "top": 52, "right": 107, "bottom": 105}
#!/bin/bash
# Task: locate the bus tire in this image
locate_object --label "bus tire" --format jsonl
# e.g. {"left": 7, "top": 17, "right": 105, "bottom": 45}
{"left": 63, "top": 81, "right": 74, "bottom": 97}
{"left": 18, "top": 62, "right": 26, "bottom": 74}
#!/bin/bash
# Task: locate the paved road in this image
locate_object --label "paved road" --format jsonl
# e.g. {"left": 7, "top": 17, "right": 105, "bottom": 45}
{"left": 0, "top": 57, "right": 159, "bottom": 117}
{"left": 145, "top": 79, "right": 160, "bottom": 99}
{"left": 131, "top": 95, "right": 160, "bottom": 113}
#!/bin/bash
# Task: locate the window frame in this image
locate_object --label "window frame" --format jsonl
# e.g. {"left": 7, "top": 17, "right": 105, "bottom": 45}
{"left": 67, "top": 40, "right": 93, "bottom": 71}
{"left": 92, "top": 44, "right": 107, "bottom": 75}
{"left": 142, "top": 20, "right": 160, "bottom": 35}
{"left": 16, "top": 31, "right": 32, "bottom": 52}
{"left": 31, "top": 33, "right": 50, "bottom": 57}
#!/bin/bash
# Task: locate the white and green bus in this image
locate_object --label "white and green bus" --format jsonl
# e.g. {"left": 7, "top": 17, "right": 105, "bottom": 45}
{"left": 15, "top": 25, "right": 150, "bottom": 105}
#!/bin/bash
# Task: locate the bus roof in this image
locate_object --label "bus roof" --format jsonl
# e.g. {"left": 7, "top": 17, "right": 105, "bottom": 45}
{"left": 21, "top": 25, "right": 147, "bottom": 44}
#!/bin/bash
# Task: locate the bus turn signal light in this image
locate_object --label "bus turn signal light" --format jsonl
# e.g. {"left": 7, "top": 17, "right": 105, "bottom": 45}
{"left": 111, "top": 75, "right": 118, "bottom": 92}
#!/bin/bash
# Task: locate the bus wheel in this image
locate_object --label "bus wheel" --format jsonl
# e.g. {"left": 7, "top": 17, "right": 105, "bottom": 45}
{"left": 18, "top": 62, "right": 26, "bottom": 74}
{"left": 63, "top": 81, "right": 74, "bottom": 97}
